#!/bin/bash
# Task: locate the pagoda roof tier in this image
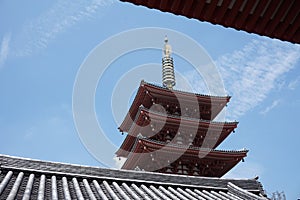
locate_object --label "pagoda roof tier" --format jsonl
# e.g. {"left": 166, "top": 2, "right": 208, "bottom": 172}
{"left": 126, "top": 106, "right": 238, "bottom": 132}
{"left": 121, "top": 138, "right": 248, "bottom": 178}
{"left": 116, "top": 107, "right": 237, "bottom": 157}
{"left": 119, "top": 81, "right": 231, "bottom": 131}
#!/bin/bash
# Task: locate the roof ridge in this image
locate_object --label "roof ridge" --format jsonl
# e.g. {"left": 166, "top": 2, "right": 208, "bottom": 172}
{"left": 0, "top": 153, "right": 266, "bottom": 199}
{"left": 0, "top": 154, "right": 102, "bottom": 169}
{"left": 142, "top": 80, "right": 231, "bottom": 99}
{"left": 228, "top": 182, "right": 268, "bottom": 199}
{"left": 0, "top": 165, "right": 233, "bottom": 191}
{"left": 0, "top": 154, "right": 250, "bottom": 180}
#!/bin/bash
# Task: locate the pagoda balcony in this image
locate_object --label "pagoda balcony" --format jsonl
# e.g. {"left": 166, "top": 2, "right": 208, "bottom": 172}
{"left": 116, "top": 106, "right": 237, "bottom": 157}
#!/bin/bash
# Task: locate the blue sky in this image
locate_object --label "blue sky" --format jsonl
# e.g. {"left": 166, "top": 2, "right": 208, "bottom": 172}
{"left": 1, "top": 0, "right": 300, "bottom": 198}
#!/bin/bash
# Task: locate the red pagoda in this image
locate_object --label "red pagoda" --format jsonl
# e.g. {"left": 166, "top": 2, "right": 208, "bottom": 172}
{"left": 116, "top": 37, "right": 247, "bottom": 177}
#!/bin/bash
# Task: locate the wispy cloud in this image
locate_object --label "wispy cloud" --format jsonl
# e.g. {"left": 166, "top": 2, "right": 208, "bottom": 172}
{"left": 260, "top": 99, "right": 280, "bottom": 115}
{"left": 182, "top": 38, "right": 300, "bottom": 120}
{"left": 288, "top": 76, "right": 300, "bottom": 90}
{"left": 13, "top": 0, "right": 114, "bottom": 57}
{"left": 216, "top": 39, "right": 300, "bottom": 119}
{"left": 0, "top": 33, "right": 11, "bottom": 68}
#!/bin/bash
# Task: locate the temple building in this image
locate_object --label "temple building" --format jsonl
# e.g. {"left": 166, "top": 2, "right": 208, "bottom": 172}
{"left": 0, "top": 154, "right": 268, "bottom": 199}
{"left": 1, "top": 0, "right": 298, "bottom": 198}
{"left": 116, "top": 37, "right": 247, "bottom": 178}
{"left": 0, "top": 37, "right": 269, "bottom": 199}
{"left": 0, "top": 38, "right": 269, "bottom": 199}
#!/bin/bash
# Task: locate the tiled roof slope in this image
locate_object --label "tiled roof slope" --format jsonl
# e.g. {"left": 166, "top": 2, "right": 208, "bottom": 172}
{"left": 0, "top": 154, "right": 268, "bottom": 199}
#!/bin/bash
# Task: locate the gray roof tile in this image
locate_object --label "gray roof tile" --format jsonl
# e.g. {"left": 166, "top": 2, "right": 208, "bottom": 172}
{"left": 0, "top": 154, "right": 268, "bottom": 199}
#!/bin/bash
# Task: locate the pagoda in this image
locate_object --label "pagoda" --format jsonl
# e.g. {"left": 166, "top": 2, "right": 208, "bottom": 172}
{"left": 116, "top": 37, "right": 247, "bottom": 177}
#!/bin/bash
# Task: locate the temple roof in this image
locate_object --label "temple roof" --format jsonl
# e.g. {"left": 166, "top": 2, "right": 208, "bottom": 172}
{"left": 117, "top": 107, "right": 238, "bottom": 157}
{"left": 127, "top": 106, "right": 238, "bottom": 131}
{"left": 119, "top": 81, "right": 231, "bottom": 131}
{"left": 142, "top": 81, "right": 230, "bottom": 100}
{"left": 0, "top": 154, "right": 268, "bottom": 199}
{"left": 128, "top": 137, "right": 248, "bottom": 154}
{"left": 121, "top": 0, "right": 300, "bottom": 44}
{"left": 121, "top": 138, "right": 248, "bottom": 177}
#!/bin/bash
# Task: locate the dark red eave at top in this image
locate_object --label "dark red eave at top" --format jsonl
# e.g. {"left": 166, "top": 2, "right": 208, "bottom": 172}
{"left": 120, "top": 0, "right": 300, "bottom": 44}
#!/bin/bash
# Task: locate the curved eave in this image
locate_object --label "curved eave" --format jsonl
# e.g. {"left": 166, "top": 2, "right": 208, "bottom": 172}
{"left": 143, "top": 107, "right": 237, "bottom": 127}
{"left": 121, "top": 106, "right": 238, "bottom": 133}
{"left": 120, "top": 0, "right": 300, "bottom": 44}
{"left": 143, "top": 81, "right": 231, "bottom": 101}
{"left": 138, "top": 138, "right": 248, "bottom": 157}
{"left": 228, "top": 182, "right": 269, "bottom": 200}
{"left": 115, "top": 134, "right": 136, "bottom": 157}
{"left": 122, "top": 138, "right": 248, "bottom": 177}
{"left": 116, "top": 107, "right": 238, "bottom": 156}
{"left": 119, "top": 81, "right": 148, "bottom": 132}
{"left": 119, "top": 80, "right": 231, "bottom": 132}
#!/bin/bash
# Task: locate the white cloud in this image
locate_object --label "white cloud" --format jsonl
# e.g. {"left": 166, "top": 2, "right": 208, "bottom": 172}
{"left": 216, "top": 39, "right": 300, "bottom": 119}
{"left": 13, "top": 0, "right": 114, "bottom": 57}
{"left": 0, "top": 33, "right": 11, "bottom": 68}
{"left": 260, "top": 99, "right": 280, "bottom": 115}
{"left": 183, "top": 38, "right": 300, "bottom": 120}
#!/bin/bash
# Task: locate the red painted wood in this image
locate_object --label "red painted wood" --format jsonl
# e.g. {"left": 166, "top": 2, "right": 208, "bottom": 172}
{"left": 122, "top": 138, "right": 247, "bottom": 177}
{"left": 120, "top": 0, "right": 300, "bottom": 43}
{"left": 182, "top": 0, "right": 194, "bottom": 14}
{"left": 286, "top": 14, "right": 300, "bottom": 42}
{"left": 235, "top": 0, "right": 256, "bottom": 28}
{"left": 203, "top": 0, "right": 219, "bottom": 21}
{"left": 254, "top": 0, "right": 280, "bottom": 34}
{"left": 214, "top": 0, "right": 231, "bottom": 22}
{"left": 275, "top": 1, "right": 300, "bottom": 38}
{"left": 147, "top": 0, "right": 157, "bottom": 8}
{"left": 191, "top": 0, "right": 206, "bottom": 19}
{"left": 265, "top": 0, "right": 293, "bottom": 36}
{"left": 224, "top": 1, "right": 244, "bottom": 26}
{"left": 246, "top": 0, "right": 269, "bottom": 31}
{"left": 159, "top": 0, "right": 169, "bottom": 11}
{"left": 170, "top": 0, "right": 182, "bottom": 14}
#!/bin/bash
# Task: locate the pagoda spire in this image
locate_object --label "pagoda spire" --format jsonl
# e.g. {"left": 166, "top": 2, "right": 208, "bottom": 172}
{"left": 162, "top": 36, "right": 176, "bottom": 90}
